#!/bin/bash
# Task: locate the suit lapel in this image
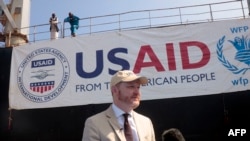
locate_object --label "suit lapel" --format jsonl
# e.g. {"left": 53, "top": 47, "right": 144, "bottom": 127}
{"left": 105, "top": 106, "right": 126, "bottom": 141}
{"left": 133, "top": 111, "right": 144, "bottom": 141}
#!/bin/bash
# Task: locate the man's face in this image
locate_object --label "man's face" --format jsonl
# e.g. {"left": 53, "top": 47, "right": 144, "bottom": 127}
{"left": 113, "top": 80, "right": 141, "bottom": 110}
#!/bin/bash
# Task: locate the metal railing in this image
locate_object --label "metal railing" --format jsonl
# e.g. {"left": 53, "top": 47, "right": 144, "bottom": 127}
{"left": 25, "top": 0, "right": 248, "bottom": 43}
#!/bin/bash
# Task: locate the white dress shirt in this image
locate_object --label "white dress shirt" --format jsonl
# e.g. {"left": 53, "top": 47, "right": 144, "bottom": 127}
{"left": 112, "top": 104, "right": 139, "bottom": 141}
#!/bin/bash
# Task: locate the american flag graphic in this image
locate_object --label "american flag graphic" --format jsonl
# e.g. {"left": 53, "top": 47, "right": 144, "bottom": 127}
{"left": 30, "top": 81, "right": 55, "bottom": 94}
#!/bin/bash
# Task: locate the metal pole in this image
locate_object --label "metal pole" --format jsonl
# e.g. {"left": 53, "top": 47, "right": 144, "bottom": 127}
{"left": 0, "top": 0, "right": 17, "bottom": 29}
{"left": 7, "top": 31, "right": 11, "bottom": 47}
{"left": 247, "top": 0, "right": 250, "bottom": 15}
{"left": 209, "top": 4, "right": 213, "bottom": 22}
{"left": 119, "top": 14, "right": 121, "bottom": 31}
{"left": 149, "top": 11, "right": 151, "bottom": 28}
{"left": 239, "top": 0, "right": 245, "bottom": 18}
{"left": 33, "top": 26, "right": 36, "bottom": 43}
{"left": 89, "top": 17, "right": 92, "bottom": 35}
{"left": 179, "top": 8, "right": 182, "bottom": 24}
{"left": 63, "top": 22, "right": 65, "bottom": 38}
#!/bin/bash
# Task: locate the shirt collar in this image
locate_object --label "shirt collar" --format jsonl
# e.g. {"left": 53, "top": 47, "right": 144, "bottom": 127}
{"left": 112, "top": 103, "right": 132, "bottom": 118}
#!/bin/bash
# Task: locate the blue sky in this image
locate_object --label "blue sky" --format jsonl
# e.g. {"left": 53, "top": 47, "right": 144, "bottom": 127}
{"left": 30, "top": 0, "right": 249, "bottom": 26}
{"left": 26, "top": 0, "right": 249, "bottom": 41}
{"left": 1, "top": 0, "right": 248, "bottom": 46}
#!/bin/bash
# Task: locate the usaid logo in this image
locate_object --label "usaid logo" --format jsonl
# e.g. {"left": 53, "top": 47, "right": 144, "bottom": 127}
{"left": 31, "top": 58, "right": 55, "bottom": 68}
{"left": 17, "top": 48, "right": 70, "bottom": 103}
{"left": 216, "top": 35, "right": 250, "bottom": 86}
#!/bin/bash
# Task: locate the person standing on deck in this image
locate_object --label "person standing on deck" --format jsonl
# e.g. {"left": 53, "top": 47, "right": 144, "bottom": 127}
{"left": 49, "top": 13, "right": 59, "bottom": 40}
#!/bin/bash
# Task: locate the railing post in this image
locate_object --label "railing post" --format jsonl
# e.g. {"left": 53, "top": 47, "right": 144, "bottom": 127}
{"left": 179, "top": 8, "right": 182, "bottom": 24}
{"left": 209, "top": 4, "right": 213, "bottom": 22}
{"left": 247, "top": 0, "right": 250, "bottom": 16}
{"left": 148, "top": 11, "right": 151, "bottom": 28}
{"left": 119, "top": 14, "right": 121, "bottom": 31}
{"left": 89, "top": 17, "right": 92, "bottom": 35}
{"left": 239, "top": 0, "right": 245, "bottom": 18}
{"left": 33, "top": 26, "right": 36, "bottom": 43}
{"left": 62, "top": 22, "right": 65, "bottom": 38}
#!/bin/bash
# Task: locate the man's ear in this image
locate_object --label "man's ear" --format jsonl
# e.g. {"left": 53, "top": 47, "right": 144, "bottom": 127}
{"left": 111, "top": 85, "right": 118, "bottom": 94}
{"left": 111, "top": 86, "right": 115, "bottom": 92}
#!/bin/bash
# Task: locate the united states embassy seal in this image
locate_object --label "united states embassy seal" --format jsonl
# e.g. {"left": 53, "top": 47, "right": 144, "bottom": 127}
{"left": 17, "top": 47, "right": 70, "bottom": 103}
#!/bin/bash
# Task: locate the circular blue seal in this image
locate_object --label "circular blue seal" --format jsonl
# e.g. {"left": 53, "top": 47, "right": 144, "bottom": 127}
{"left": 17, "top": 47, "right": 70, "bottom": 103}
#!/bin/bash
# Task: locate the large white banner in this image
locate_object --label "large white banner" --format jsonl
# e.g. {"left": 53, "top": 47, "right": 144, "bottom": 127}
{"left": 9, "top": 19, "right": 250, "bottom": 109}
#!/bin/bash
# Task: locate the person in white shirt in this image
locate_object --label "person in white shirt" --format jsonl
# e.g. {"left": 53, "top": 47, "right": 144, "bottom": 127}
{"left": 49, "top": 13, "right": 59, "bottom": 40}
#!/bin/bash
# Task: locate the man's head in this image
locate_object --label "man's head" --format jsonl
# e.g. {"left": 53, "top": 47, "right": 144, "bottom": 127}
{"left": 52, "top": 13, "right": 55, "bottom": 18}
{"left": 69, "top": 12, "right": 73, "bottom": 17}
{"left": 110, "top": 70, "right": 148, "bottom": 112}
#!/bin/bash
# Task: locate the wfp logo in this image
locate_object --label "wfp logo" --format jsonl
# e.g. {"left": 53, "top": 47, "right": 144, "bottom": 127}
{"left": 217, "top": 35, "right": 250, "bottom": 74}
{"left": 17, "top": 48, "right": 70, "bottom": 103}
{"left": 216, "top": 35, "right": 250, "bottom": 86}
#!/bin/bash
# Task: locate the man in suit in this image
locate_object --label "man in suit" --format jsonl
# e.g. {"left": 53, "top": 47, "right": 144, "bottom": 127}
{"left": 82, "top": 70, "right": 156, "bottom": 141}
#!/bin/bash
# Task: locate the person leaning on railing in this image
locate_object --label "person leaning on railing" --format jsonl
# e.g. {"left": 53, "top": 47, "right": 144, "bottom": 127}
{"left": 49, "top": 13, "right": 59, "bottom": 40}
{"left": 64, "top": 12, "right": 80, "bottom": 37}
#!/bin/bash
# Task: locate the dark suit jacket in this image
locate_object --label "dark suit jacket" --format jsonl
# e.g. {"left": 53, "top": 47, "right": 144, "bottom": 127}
{"left": 82, "top": 105, "right": 155, "bottom": 141}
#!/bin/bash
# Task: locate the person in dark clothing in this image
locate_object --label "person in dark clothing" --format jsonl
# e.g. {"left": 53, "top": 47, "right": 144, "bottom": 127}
{"left": 162, "top": 128, "right": 185, "bottom": 141}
